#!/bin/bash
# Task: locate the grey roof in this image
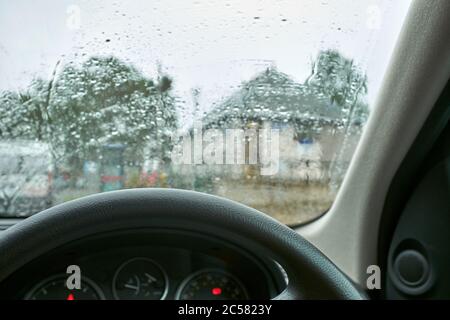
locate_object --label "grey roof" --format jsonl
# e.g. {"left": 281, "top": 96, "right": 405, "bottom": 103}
{"left": 202, "top": 67, "right": 343, "bottom": 128}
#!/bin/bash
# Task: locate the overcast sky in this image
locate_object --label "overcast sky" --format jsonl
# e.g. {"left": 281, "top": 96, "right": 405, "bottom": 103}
{"left": 0, "top": 0, "right": 412, "bottom": 121}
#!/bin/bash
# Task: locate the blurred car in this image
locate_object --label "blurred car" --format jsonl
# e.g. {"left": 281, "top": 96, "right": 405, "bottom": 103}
{"left": 0, "top": 141, "right": 53, "bottom": 217}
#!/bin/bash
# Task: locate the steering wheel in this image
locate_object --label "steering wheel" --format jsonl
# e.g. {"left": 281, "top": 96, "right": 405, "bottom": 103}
{"left": 0, "top": 188, "right": 365, "bottom": 299}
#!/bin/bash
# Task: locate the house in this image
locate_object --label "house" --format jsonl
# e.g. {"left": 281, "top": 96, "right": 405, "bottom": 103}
{"left": 200, "top": 67, "right": 368, "bottom": 183}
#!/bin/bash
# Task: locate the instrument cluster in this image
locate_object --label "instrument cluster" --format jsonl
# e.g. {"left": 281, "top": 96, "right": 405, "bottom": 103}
{"left": 25, "top": 261, "right": 249, "bottom": 300}
{"left": 0, "top": 230, "right": 285, "bottom": 300}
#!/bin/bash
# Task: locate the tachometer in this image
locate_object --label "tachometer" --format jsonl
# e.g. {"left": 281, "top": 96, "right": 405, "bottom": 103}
{"left": 112, "top": 257, "right": 168, "bottom": 300}
{"left": 25, "top": 275, "right": 104, "bottom": 300}
{"left": 176, "top": 269, "right": 248, "bottom": 300}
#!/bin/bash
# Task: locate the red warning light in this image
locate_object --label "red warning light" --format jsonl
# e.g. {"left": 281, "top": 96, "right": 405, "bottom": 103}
{"left": 211, "top": 287, "right": 222, "bottom": 296}
{"left": 67, "top": 293, "right": 75, "bottom": 300}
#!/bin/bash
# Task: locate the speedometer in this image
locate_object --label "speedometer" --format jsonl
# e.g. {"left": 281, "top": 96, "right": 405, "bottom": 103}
{"left": 25, "top": 275, "right": 104, "bottom": 300}
{"left": 112, "top": 257, "right": 168, "bottom": 300}
{"left": 176, "top": 269, "right": 249, "bottom": 300}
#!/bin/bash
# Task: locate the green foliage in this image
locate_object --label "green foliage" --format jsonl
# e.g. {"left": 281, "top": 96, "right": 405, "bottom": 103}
{"left": 0, "top": 79, "right": 49, "bottom": 140}
{"left": 0, "top": 56, "right": 179, "bottom": 168}
{"left": 306, "top": 49, "right": 368, "bottom": 107}
{"left": 306, "top": 49, "right": 369, "bottom": 127}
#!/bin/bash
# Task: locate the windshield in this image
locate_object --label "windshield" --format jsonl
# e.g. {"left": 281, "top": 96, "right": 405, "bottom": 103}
{"left": 0, "top": 0, "right": 411, "bottom": 224}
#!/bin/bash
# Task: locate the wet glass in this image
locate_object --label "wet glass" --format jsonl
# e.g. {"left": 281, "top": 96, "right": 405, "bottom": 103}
{"left": 0, "top": 0, "right": 412, "bottom": 224}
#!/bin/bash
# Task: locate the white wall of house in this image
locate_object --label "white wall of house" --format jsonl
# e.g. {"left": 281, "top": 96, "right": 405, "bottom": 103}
{"left": 169, "top": 123, "right": 362, "bottom": 183}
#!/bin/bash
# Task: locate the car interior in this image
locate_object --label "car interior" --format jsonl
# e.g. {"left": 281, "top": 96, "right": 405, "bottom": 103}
{"left": 0, "top": 0, "right": 449, "bottom": 300}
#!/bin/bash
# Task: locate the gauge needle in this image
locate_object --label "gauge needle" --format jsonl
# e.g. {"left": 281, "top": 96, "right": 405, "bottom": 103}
{"left": 145, "top": 273, "right": 157, "bottom": 283}
{"left": 124, "top": 284, "right": 139, "bottom": 290}
{"left": 124, "top": 275, "right": 140, "bottom": 294}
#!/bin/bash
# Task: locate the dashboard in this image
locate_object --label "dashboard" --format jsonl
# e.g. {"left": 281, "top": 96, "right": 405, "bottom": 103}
{"left": 0, "top": 229, "right": 286, "bottom": 300}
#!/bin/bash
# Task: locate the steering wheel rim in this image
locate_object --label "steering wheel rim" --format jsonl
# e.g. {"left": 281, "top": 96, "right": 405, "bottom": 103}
{"left": 0, "top": 188, "right": 365, "bottom": 299}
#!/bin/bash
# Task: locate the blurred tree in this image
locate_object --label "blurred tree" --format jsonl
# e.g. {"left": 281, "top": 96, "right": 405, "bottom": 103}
{"left": 0, "top": 56, "right": 179, "bottom": 172}
{"left": 306, "top": 50, "right": 370, "bottom": 186}
{"left": 0, "top": 78, "right": 50, "bottom": 141}
{"left": 50, "top": 57, "right": 178, "bottom": 164}
{"left": 305, "top": 49, "right": 369, "bottom": 127}
{"left": 306, "top": 49, "right": 367, "bottom": 106}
